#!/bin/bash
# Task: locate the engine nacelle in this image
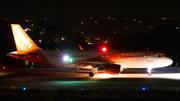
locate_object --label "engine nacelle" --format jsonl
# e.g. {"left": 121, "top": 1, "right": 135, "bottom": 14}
{"left": 104, "top": 64, "right": 121, "bottom": 74}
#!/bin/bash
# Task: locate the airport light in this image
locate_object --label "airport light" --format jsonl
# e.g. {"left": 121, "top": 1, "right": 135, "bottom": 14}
{"left": 3, "top": 67, "right": 5, "bottom": 69}
{"left": 23, "top": 87, "right": 26, "bottom": 90}
{"left": 142, "top": 87, "right": 146, "bottom": 91}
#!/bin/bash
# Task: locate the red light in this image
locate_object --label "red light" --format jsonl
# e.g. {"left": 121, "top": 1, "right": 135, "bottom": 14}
{"left": 102, "top": 47, "right": 107, "bottom": 52}
{"left": 3, "top": 67, "right": 5, "bottom": 69}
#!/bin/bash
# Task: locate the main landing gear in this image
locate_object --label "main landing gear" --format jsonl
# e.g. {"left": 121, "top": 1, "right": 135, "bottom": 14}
{"left": 147, "top": 68, "right": 152, "bottom": 76}
{"left": 89, "top": 72, "right": 94, "bottom": 77}
{"left": 89, "top": 67, "right": 98, "bottom": 77}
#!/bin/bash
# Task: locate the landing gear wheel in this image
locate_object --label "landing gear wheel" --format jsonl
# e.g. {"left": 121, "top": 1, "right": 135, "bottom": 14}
{"left": 89, "top": 72, "right": 94, "bottom": 77}
{"left": 148, "top": 72, "right": 152, "bottom": 76}
{"left": 147, "top": 68, "right": 152, "bottom": 76}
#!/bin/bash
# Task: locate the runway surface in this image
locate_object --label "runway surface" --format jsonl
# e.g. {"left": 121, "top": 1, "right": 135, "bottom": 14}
{"left": 1, "top": 66, "right": 180, "bottom": 90}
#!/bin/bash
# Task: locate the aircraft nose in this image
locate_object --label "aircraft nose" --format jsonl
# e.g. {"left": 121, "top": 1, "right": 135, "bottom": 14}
{"left": 165, "top": 58, "right": 173, "bottom": 66}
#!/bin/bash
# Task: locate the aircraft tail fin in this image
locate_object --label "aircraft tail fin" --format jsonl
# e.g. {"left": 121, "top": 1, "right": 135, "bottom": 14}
{"left": 11, "top": 24, "right": 39, "bottom": 53}
{"left": 78, "top": 45, "right": 84, "bottom": 50}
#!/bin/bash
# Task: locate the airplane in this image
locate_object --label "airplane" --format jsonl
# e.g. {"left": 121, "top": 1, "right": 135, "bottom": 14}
{"left": 8, "top": 24, "right": 173, "bottom": 77}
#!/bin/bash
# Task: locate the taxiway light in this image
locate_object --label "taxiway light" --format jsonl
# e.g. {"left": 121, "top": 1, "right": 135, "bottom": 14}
{"left": 23, "top": 87, "right": 26, "bottom": 90}
{"left": 142, "top": 87, "right": 146, "bottom": 91}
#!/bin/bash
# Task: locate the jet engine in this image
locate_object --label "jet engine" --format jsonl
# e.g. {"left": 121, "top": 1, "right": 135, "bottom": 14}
{"left": 104, "top": 64, "right": 121, "bottom": 74}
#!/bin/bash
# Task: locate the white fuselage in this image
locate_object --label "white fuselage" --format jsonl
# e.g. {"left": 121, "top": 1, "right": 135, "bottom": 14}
{"left": 40, "top": 50, "right": 173, "bottom": 69}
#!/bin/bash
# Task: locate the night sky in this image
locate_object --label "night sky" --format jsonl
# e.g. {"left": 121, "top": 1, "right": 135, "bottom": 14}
{"left": 0, "top": 0, "right": 180, "bottom": 19}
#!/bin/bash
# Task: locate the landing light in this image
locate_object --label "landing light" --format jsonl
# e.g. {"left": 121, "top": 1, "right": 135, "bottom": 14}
{"left": 63, "top": 55, "right": 69, "bottom": 61}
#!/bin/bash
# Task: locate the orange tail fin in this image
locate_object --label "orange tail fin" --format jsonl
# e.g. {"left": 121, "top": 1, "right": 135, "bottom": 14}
{"left": 11, "top": 24, "right": 39, "bottom": 53}
{"left": 78, "top": 45, "right": 84, "bottom": 50}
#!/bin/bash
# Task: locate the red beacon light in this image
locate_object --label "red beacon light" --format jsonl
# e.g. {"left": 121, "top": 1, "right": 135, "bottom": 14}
{"left": 102, "top": 47, "right": 107, "bottom": 52}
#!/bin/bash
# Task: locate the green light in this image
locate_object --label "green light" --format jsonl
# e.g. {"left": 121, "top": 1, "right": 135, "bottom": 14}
{"left": 69, "top": 58, "right": 73, "bottom": 62}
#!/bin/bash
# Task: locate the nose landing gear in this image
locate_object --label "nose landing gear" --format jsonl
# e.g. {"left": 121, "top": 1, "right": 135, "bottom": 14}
{"left": 89, "top": 67, "right": 98, "bottom": 77}
{"left": 147, "top": 68, "right": 152, "bottom": 76}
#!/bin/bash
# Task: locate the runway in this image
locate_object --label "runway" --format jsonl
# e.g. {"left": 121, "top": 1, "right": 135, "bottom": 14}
{"left": 1, "top": 66, "right": 180, "bottom": 90}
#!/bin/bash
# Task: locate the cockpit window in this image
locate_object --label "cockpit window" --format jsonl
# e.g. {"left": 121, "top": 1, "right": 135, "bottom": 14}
{"left": 158, "top": 55, "right": 166, "bottom": 57}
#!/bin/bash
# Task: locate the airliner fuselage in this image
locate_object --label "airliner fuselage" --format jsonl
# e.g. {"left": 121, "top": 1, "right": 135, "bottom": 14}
{"left": 8, "top": 24, "right": 173, "bottom": 77}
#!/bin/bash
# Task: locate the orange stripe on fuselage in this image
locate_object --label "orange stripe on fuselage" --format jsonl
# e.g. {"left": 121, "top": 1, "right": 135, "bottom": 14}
{"left": 83, "top": 51, "right": 164, "bottom": 62}
{"left": 9, "top": 50, "right": 52, "bottom": 66}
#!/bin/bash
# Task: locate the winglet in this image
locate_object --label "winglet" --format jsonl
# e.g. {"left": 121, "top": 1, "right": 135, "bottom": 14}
{"left": 56, "top": 48, "right": 62, "bottom": 55}
{"left": 11, "top": 24, "right": 39, "bottom": 52}
{"left": 78, "top": 45, "right": 84, "bottom": 50}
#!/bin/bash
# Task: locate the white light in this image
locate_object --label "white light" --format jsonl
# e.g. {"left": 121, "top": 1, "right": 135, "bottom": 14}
{"left": 176, "top": 27, "right": 178, "bottom": 29}
{"left": 24, "top": 28, "right": 28, "bottom": 32}
{"left": 63, "top": 55, "right": 69, "bottom": 61}
{"left": 147, "top": 68, "right": 152, "bottom": 72}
